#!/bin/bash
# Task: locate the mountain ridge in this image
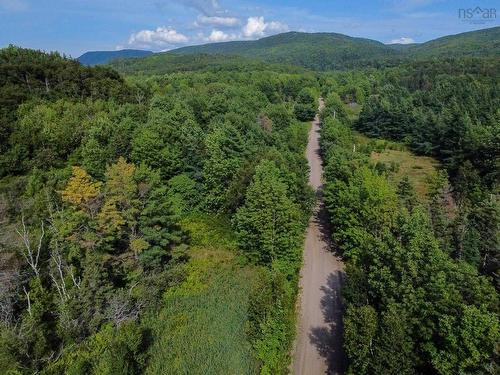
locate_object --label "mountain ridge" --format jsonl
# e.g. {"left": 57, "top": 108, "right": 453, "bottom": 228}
{"left": 103, "top": 26, "right": 500, "bottom": 72}
{"left": 168, "top": 31, "right": 399, "bottom": 70}
{"left": 78, "top": 49, "right": 153, "bottom": 66}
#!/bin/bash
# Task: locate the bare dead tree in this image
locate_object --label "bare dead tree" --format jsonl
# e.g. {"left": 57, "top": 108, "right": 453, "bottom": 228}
{"left": 105, "top": 291, "right": 142, "bottom": 326}
{"left": 16, "top": 216, "right": 44, "bottom": 277}
{"left": 0, "top": 195, "right": 8, "bottom": 225}
{"left": 50, "top": 246, "right": 68, "bottom": 302}
{"left": 24, "top": 73, "right": 32, "bottom": 93}
{"left": 128, "top": 281, "right": 139, "bottom": 296}
{"left": 69, "top": 268, "right": 81, "bottom": 290}
{"left": 23, "top": 286, "right": 32, "bottom": 317}
{"left": 47, "top": 211, "right": 81, "bottom": 297}
{"left": 135, "top": 89, "right": 146, "bottom": 105}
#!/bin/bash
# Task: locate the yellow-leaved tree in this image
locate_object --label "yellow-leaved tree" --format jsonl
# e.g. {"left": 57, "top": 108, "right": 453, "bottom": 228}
{"left": 61, "top": 166, "right": 102, "bottom": 213}
{"left": 97, "top": 157, "right": 138, "bottom": 239}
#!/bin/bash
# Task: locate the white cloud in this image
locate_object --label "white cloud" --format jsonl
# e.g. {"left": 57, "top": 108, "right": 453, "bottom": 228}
{"left": 267, "top": 20, "right": 289, "bottom": 34}
{"left": 389, "top": 36, "right": 415, "bottom": 44}
{"left": 242, "top": 16, "right": 288, "bottom": 38}
{"left": 128, "top": 27, "right": 189, "bottom": 48}
{"left": 195, "top": 16, "right": 289, "bottom": 44}
{"left": 195, "top": 15, "right": 240, "bottom": 27}
{"left": 206, "top": 29, "right": 231, "bottom": 42}
{"left": 197, "top": 29, "right": 238, "bottom": 42}
{"left": 242, "top": 16, "right": 266, "bottom": 38}
{"left": 124, "top": 15, "right": 289, "bottom": 50}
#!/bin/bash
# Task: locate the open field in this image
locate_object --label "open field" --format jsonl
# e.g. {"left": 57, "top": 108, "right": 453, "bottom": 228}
{"left": 371, "top": 148, "right": 440, "bottom": 200}
{"left": 145, "top": 215, "right": 259, "bottom": 375}
{"left": 351, "top": 131, "right": 440, "bottom": 200}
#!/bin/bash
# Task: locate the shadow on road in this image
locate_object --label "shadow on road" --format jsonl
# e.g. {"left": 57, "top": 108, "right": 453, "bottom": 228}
{"left": 308, "top": 271, "right": 346, "bottom": 375}
{"left": 313, "top": 189, "right": 344, "bottom": 261}
{"left": 296, "top": 98, "right": 347, "bottom": 375}
{"left": 307, "top": 159, "right": 347, "bottom": 374}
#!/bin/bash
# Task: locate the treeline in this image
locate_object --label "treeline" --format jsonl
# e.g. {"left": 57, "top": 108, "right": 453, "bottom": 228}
{"left": 0, "top": 47, "right": 318, "bottom": 374}
{"left": 0, "top": 45, "right": 134, "bottom": 170}
{"left": 320, "top": 93, "right": 499, "bottom": 374}
{"left": 356, "top": 58, "right": 499, "bottom": 188}
{"left": 320, "top": 58, "right": 499, "bottom": 286}
{"left": 109, "top": 53, "right": 307, "bottom": 76}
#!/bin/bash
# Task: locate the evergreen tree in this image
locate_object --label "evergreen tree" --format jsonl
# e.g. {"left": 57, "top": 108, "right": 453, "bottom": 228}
{"left": 138, "top": 187, "right": 182, "bottom": 271}
{"left": 234, "top": 160, "right": 302, "bottom": 270}
{"left": 397, "top": 175, "right": 417, "bottom": 212}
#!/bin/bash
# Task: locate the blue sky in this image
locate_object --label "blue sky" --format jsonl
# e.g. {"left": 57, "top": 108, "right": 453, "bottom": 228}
{"left": 0, "top": 0, "right": 498, "bottom": 57}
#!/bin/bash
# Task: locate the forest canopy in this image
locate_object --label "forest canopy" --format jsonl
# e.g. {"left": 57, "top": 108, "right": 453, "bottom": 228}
{"left": 0, "top": 38, "right": 498, "bottom": 375}
{"left": 319, "top": 63, "right": 499, "bottom": 374}
{"left": 0, "top": 46, "right": 317, "bottom": 374}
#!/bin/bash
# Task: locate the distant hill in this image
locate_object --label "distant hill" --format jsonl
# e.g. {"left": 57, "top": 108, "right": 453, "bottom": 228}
{"left": 386, "top": 43, "right": 418, "bottom": 52}
{"left": 405, "top": 26, "right": 500, "bottom": 58}
{"left": 107, "top": 27, "right": 500, "bottom": 74}
{"left": 169, "top": 32, "right": 399, "bottom": 70}
{"left": 78, "top": 49, "right": 153, "bottom": 65}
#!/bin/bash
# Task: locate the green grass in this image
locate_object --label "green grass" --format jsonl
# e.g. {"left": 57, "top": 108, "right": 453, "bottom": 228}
{"left": 370, "top": 148, "right": 439, "bottom": 199}
{"left": 353, "top": 131, "right": 371, "bottom": 147}
{"left": 145, "top": 257, "right": 258, "bottom": 375}
{"left": 144, "top": 215, "right": 260, "bottom": 375}
{"left": 351, "top": 130, "right": 439, "bottom": 200}
{"left": 345, "top": 103, "right": 362, "bottom": 122}
{"left": 180, "top": 213, "right": 238, "bottom": 251}
{"left": 354, "top": 131, "right": 406, "bottom": 151}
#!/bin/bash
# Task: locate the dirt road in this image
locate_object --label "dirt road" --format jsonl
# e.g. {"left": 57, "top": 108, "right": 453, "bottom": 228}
{"left": 292, "top": 99, "right": 346, "bottom": 375}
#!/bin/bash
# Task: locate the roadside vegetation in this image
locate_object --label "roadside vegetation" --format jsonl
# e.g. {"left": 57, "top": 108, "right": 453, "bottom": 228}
{"left": 320, "top": 59, "right": 499, "bottom": 373}
{"left": 0, "top": 46, "right": 317, "bottom": 374}
{"left": 0, "top": 35, "right": 498, "bottom": 375}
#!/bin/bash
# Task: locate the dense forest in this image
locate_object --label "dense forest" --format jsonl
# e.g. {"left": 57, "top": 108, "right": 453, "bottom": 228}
{"left": 354, "top": 58, "right": 500, "bottom": 286}
{"left": 319, "top": 59, "right": 499, "bottom": 373}
{"left": 109, "top": 53, "right": 306, "bottom": 77}
{"left": 0, "top": 46, "right": 318, "bottom": 374}
{"left": 0, "top": 26, "right": 499, "bottom": 375}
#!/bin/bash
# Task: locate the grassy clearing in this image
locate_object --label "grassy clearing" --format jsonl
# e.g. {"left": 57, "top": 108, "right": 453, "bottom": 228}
{"left": 345, "top": 103, "right": 362, "bottom": 122}
{"left": 143, "top": 214, "right": 260, "bottom": 375}
{"left": 351, "top": 131, "right": 439, "bottom": 200}
{"left": 353, "top": 130, "right": 371, "bottom": 147}
{"left": 353, "top": 131, "right": 406, "bottom": 152}
{"left": 370, "top": 148, "right": 440, "bottom": 199}
{"left": 181, "top": 214, "right": 238, "bottom": 251}
{"left": 145, "top": 255, "right": 258, "bottom": 375}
